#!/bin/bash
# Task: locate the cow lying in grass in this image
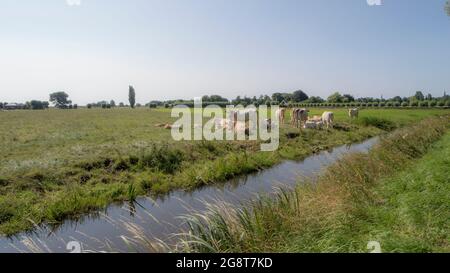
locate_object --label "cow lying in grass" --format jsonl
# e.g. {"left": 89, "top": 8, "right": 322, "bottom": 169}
{"left": 304, "top": 120, "right": 324, "bottom": 129}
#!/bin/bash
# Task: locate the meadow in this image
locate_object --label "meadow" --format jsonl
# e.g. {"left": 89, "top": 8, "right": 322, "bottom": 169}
{"left": 182, "top": 116, "right": 450, "bottom": 253}
{"left": 0, "top": 107, "right": 448, "bottom": 236}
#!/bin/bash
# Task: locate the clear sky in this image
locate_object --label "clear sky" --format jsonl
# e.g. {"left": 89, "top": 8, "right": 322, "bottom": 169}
{"left": 1, "top": 0, "right": 449, "bottom": 104}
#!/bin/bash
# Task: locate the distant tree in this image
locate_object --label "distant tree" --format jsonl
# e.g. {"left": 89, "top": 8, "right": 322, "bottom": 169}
{"left": 414, "top": 91, "right": 425, "bottom": 101}
{"left": 110, "top": 100, "right": 116, "bottom": 107}
{"left": 73, "top": 104, "right": 78, "bottom": 109}
{"left": 327, "top": 92, "right": 343, "bottom": 103}
{"left": 216, "top": 95, "right": 229, "bottom": 102}
{"left": 150, "top": 100, "right": 163, "bottom": 106}
{"left": 292, "top": 90, "right": 309, "bottom": 102}
{"left": 426, "top": 93, "right": 433, "bottom": 100}
{"left": 391, "top": 96, "right": 402, "bottom": 102}
{"left": 136, "top": 103, "right": 142, "bottom": 107}
{"left": 271, "top": 93, "right": 292, "bottom": 103}
{"left": 30, "top": 100, "right": 45, "bottom": 110}
{"left": 271, "top": 93, "right": 284, "bottom": 103}
{"left": 206, "top": 95, "right": 228, "bottom": 102}
{"left": 446, "top": 1, "right": 450, "bottom": 16}
{"left": 49, "top": 92, "right": 71, "bottom": 108}
{"left": 87, "top": 104, "right": 92, "bottom": 109}
{"left": 307, "top": 96, "right": 325, "bottom": 103}
{"left": 119, "top": 102, "right": 125, "bottom": 107}
{"left": 342, "top": 94, "right": 355, "bottom": 103}
{"left": 129, "top": 85, "right": 136, "bottom": 108}
{"left": 0, "top": 102, "right": 3, "bottom": 109}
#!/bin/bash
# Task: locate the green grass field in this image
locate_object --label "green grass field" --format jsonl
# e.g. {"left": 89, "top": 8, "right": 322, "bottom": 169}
{"left": 181, "top": 116, "right": 450, "bottom": 253}
{"left": 343, "top": 131, "right": 450, "bottom": 252}
{"left": 0, "top": 107, "right": 448, "bottom": 236}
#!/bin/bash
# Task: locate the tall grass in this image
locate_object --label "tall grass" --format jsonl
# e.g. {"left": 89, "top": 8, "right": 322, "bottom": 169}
{"left": 357, "top": 116, "right": 396, "bottom": 131}
{"left": 179, "top": 116, "right": 449, "bottom": 253}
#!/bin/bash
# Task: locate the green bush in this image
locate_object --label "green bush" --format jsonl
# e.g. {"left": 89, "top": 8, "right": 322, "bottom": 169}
{"left": 419, "top": 101, "right": 428, "bottom": 107}
{"left": 410, "top": 101, "right": 418, "bottom": 107}
{"left": 401, "top": 102, "right": 408, "bottom": 107}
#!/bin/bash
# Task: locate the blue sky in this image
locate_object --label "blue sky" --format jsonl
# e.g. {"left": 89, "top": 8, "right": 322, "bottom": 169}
{"left": 1, "top": 0, "right": 449, "bottom": 104}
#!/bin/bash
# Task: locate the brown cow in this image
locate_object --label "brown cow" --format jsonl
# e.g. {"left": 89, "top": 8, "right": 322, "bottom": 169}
{"left": 291, "top": 108, "right": 309, "bottom": 128}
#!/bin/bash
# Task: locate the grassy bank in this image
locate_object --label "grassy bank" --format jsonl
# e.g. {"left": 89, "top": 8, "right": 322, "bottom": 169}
{"left": 181, "top": 116, "right": 449, "bottom": 253}
{"left": 0, "top": 108, "right": 447, "bottom": 236}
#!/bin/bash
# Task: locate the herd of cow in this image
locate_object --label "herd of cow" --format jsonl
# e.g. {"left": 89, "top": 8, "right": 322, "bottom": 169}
{"left": 157, "top": 108, "right": 360, "bottom": 132}
{"left": 277, "top": 107, "right": 359, "bottom": 130}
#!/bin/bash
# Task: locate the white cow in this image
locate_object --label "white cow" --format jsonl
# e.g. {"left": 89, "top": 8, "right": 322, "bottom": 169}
{"left": 348, "top": 108, "right": 359, "bottom": 119}
{"left": 322, "top": 112, "right": 334, "bottom": 129}
{"left": 214, "top": 118, "right": 233, "bottom": 130}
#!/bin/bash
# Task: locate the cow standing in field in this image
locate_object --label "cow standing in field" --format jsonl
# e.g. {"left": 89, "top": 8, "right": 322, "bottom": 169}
{"left": 322, "top": 111, "right": 334, "bottom": 129}
{"left": 291, "top": 108, "right": 309, "bottom": 128}
{"left": 348, "top": 108, "right": 359, "bottom": 119}
{"left": 276, "top": 108, "right": 286, "bottom": 125}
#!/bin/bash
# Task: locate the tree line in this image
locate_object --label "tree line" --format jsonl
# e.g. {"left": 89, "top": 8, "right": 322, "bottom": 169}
{"left": 170, "top": 90, "right": 450, "bottom": 108}
{"left": 2, "top": 87, "right": 449, "bottom": 110}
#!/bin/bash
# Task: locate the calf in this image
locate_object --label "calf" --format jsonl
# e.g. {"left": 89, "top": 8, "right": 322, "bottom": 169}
{"left": 308, "top": 115, "right": 322, "bottom": 122}
{"left": 304, "top": 120, "right": 324, "bottom": 130}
